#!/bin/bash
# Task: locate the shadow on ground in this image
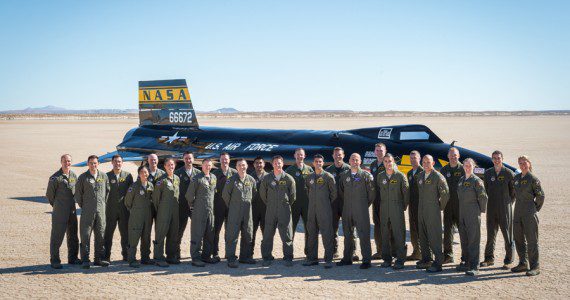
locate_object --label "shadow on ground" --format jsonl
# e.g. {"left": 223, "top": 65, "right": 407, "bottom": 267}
{"left": 0, "top": 259, "right": 522, "bottom": 285}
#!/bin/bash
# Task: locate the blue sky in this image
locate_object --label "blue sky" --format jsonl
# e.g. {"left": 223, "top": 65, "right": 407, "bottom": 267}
{"left": 0, "top": 0, "right": 568, "bottom": 111}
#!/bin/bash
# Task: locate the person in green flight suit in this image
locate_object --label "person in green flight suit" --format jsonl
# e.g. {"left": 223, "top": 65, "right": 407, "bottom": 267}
{"left": 285, "top": 148, "right": 314, "bottom": 258}
{"left": 440, "top": 147, "right": 465, "bottom": 264}
{"left": 223, "top": 158, "right": 257, "bottom": 267}
{"left": 146, "top": 153, "right": 166, "bottom": 238}
{"left": 512, "top": 155, "right": 545, "bottom": 276}
{"left": 152, "top": 157, "right": 180, "bottom": 267}
{"left": 416, "top": 155, "right": 449, "bottom": 273}
{"left": 336, "top": 153, "right": 375, "bottom": 269}
{"left": 104, "top": 154, "right": 133, "bottom": 262}
{"left": 260, "top": 155, "right": 296, "bottom": 267}
{"left": 46, "top": 154, "right": 80, "bottom": 269}
{"left": 302, "top": 154, "right": 337, "bottom": 269}
{"left": 377, "top": 154, "right": 409, "bottom": 270}
{"left": 324, "top": 147, "right": 358, "bottom": 261}
{"left": 481, "top": 150, "right": 516, "bottom": 269}
{"left": 174, "top": 151, "right": 202, "bottom": 261}
{"left": 186, "top": 158, "right": 217, "bottom": 267}
{"left": 249, "top": 156, "right": 268, "bottom": 258}
{"left": 212, "top": 152, "right": 238, "bottom": 262}
{"left": 75, "top": 155, "right": 110, "bottom": 269}
{"left": 124, "top": 165, "right": 154, "bottom": 268}
{"left": 406, "top": 150, "right": 424, "bottom": 261}
{"left": 456, "top": 158, "right": 488, "bottom": 276}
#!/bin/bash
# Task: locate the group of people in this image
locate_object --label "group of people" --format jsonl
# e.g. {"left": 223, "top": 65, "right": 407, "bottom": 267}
{"left": 46, "top": 144, "right": 545, "bottom": 277}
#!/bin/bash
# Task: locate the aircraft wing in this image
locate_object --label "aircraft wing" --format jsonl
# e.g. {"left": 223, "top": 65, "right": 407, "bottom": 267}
{"left": 73, "top": 151, "right": 146, "bottom": 167}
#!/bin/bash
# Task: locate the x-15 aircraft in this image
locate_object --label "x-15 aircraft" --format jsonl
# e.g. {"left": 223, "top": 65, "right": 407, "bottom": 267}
{"left": 75, "top": 79, "right": 515, "bottom": 174}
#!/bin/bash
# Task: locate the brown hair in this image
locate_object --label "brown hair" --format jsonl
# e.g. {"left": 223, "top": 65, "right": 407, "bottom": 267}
{"left": 518, "top": 155, "right": 533, "bottom": 172}
{"left": 463, "top": 158, "right": 477, "bottom": 168}
{"left": 492, "top": 150, "right": 503, "bottom": 158}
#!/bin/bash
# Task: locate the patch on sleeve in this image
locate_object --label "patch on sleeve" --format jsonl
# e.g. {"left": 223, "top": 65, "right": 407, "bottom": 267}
{"left": 49, "top": 176, "right": 57, "bottom": 181}
{"left": 128, "top": 187, "right": 133, "bottom": 192}
{"left": 156, "top": 180, "right": 162, "bottom": 186}
{"left": 226, "top": 179, "right": 231, "bottom": 184}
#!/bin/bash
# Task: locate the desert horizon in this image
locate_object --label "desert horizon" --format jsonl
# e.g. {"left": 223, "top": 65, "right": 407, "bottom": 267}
{"left": 1, "top": 116, "right": 568, "bottom": 298}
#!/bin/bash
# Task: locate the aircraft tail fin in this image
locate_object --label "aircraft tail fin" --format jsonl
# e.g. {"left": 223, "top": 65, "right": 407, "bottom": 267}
{"left": 138, "top": 79, "right": 199, "bottom": 128}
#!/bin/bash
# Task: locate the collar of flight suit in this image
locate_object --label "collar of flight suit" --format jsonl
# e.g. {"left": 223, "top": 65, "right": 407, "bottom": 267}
{"left": 253, "top": 170, "right": 267, "bottom": 180}
{"left": 87, "top": 169, "right": 102, "bottom": 179}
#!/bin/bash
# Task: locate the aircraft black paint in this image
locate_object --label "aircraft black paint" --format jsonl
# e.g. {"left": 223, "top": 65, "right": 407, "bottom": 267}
{"left": 76, "top": 79, "right": 516, "bottom": 174}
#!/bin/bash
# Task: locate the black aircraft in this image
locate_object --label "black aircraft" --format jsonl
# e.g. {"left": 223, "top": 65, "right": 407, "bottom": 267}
{"left": 75, "top": 79, "right": 516, "bottom": 174}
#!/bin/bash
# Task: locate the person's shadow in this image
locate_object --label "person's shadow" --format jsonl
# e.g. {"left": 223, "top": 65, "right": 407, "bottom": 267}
{"left": 9, "top": 196, "right": 81, "bottom": 215}
{"left": 0, "top": 259, "right": 521, "bottom": 285}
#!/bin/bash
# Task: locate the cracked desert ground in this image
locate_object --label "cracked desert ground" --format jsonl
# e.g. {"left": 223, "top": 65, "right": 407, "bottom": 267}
{"left": 0, "top": 116, "right": 568, "bottom": 299}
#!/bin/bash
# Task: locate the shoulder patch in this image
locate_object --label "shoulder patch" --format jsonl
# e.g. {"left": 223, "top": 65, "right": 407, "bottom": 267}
{"left": 50, "top": 176, "right": 57, "bottom": 181}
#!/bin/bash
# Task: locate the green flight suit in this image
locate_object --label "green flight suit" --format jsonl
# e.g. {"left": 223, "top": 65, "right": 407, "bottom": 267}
{"left": 250, "top": 170, "right": 268, "bottom": 257}
{"left": 407, "top": 166, "right": 424, "bottom": 257}
{"left": 175, "top": 166, "right": 202, "bottom": 259}
{"left": 212, "top": 167, "right": 238, "bottom": 257}
{"left": 457, "top": 175, "right": 488, "bottom": 270}
{"left": 513, "top": 172, "right": 545, "bottom": 270}
{"left": 152, "top": 174, "right": 180, "bottom": 262}
{"left": 324, "top": 162, "right": 351, "bottom": 255}
{"left": 483, "top": 166, "right": 515, "bottom": 264}
{"left": 305, "top": 171, "right": 337, "bottom": 263}
{"left": 286, "top": 163, "right": 314, "bottom": 257}
{"left": 104, "top": 170, "right": 133, "bottom": 261}
{"left": 46, "top": 169, "right": 79, "bottom": 264}
{"left": 260, "top": 172, "right": 296, "bottom": 261}
{"left": 417, "top": 170, "right": 449, "bottom": 267}
{"left": 148, "top": 168, "right": 166, "bottom": 238}
{"left": 124, "top": 180, "right": 153, "bottom": 263}
{"left": 223, "top": 173, "right": 256, "bottom": 262}
{"left": 369, "top": 159, "right": 386, "bottom": 254}
{"left": 186, "top": 173, "right": 217, "bottom": 261}
{"left": 441, "top": 163, "right": 465, "bottom": 259}
{"left": 75, "top": 170, "right": 110, "bottom": 263}
{"left": 377, "top": 170, "right": 410, "bottom": 264}
{"left": 339, "top": 168, "right": 375, "bottom": 264}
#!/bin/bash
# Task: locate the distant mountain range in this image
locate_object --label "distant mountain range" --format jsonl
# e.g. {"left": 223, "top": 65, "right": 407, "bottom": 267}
{"left": 1, "top": 106, "right": 568, "bottom": 116}
{"left": 0, "top": 106, "right": 138, "bottom": 114}
{"left": 0, "top": 106, "right": 242, "bottom": 114}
